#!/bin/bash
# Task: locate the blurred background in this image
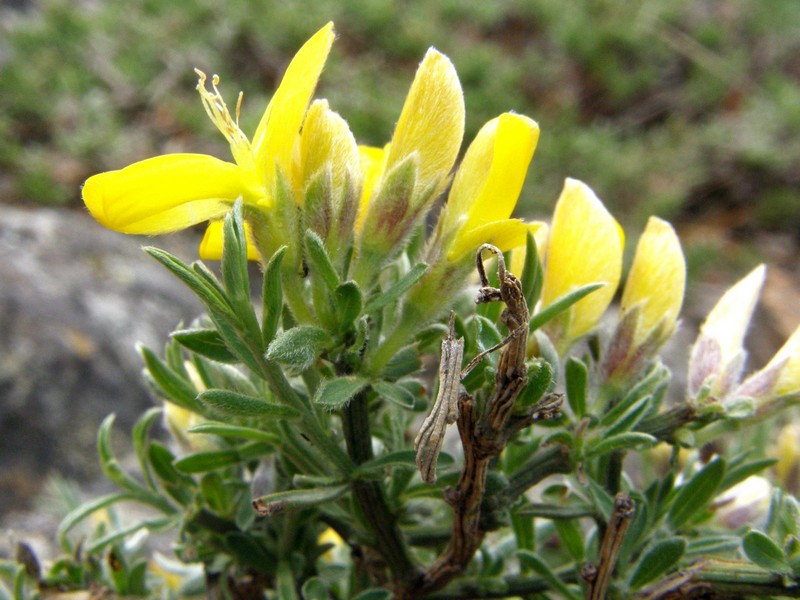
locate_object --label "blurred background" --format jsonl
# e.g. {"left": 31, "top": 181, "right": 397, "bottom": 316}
{"left": 1, "top": 0, "right": 799, "bottom": 529}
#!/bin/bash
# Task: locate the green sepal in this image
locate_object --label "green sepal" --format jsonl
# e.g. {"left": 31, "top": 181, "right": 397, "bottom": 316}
{"left": 262, "top": 246, "right": 287, "bottom": 345}
{"left": 529, "top": 282, "right": 605, "bottom": 332}
{"left": 743, "top": 530, "right": 790, "bottom": 574}
{"left": 363, "top": 262, "right": 428, "bottom": 313}
{"left": 667, "top": 458, "right": 726, "bottom": 529}
{"left": 313, "top": 376, "right": 369, "bottom": 410}
{"left": 520, "top": 230, "right": 543, "bottom": 309}
{"left": 267, "top": 326, "right": 333, "bottom": 372}
{"left": 565, "top": 357, "right": 588, "bottom": 418}
{"left": 198, "top": 389, "right": 302, "bottom": 420}
{"left": 252, "top": 485, "right": 348, "bottom": 516}
{"left": 171, "top": 328, "right": 239, "bottom": 363}
{"left": 628, "top": 537, "right": 687, "bottom": 589}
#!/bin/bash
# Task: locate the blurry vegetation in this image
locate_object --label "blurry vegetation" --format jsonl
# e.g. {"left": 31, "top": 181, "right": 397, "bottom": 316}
{"left": 1, "top": 0, "right": 799, "bottom": 246}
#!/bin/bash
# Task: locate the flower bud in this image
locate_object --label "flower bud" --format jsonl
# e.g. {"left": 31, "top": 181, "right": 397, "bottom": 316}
{"left": 687, "top": 265, "right": 766, "bottom": 399}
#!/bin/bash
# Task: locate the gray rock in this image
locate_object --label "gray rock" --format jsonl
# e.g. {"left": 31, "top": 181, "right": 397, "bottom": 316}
{"left": 0, "top": 205, "right": 204, "bottom": 514}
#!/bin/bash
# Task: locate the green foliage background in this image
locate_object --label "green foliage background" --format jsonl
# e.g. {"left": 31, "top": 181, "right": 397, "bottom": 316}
{"left": 2, "top": 0, "right": 799, "bottom": 247}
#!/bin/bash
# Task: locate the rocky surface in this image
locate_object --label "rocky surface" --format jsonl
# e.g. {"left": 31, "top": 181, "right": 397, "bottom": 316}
{"left": 0, "top": 205, "right": 204, "bottom": 515}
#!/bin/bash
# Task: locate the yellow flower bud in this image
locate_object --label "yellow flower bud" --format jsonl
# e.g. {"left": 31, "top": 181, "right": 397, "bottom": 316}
{"left": 688, "top": 264, "right": 766, "bottom": 398}
{"left": 620, "top": 217, "right": 686, "bottom": 348}
{"left": 541, "top": 178, "right": 624, "bottom": 348}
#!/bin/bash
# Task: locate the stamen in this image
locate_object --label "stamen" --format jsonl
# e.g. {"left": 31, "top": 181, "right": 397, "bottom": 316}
{"left": 194, "top": 69, "right": 253, "bottom": 168}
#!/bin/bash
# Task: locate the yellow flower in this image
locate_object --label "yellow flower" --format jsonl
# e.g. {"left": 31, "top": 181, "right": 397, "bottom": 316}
{"left": 436, "top": 112, "right": 540, "bottom": 261}
{"left": 541, "top": 178, "right": 624, "bottom": 348}
{"left": 687, "top": 264, "right": 766, "bottom": 398}
{"left": 621, "top": 217, "right": 686, "bottom": 347}
{"left": 353, "top": 49, "right": 464, "bottom": 281}
{"left": 354, "top": 145, "right": 388, "bottom": 233}
{"left": 83, "top": 22, "right": 335, "bottom": 236}
{"left": 736, "top": 324, "right": 800, "bottom": 399}
{"left": 509, "top": 222, "right": 549, "bottom": 277}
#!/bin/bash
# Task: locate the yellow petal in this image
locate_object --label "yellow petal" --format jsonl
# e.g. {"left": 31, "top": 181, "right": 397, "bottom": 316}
{"left": 299, "top": 99, "right": 360, "bottom": 195}
{"left": 541, "top": 178, "right": 624, "bottom": 342}
{"left": 620, "top": 217, "right": 686, "bottom": 347}
{"left": 444, "top": 113, "right": 539, "bottom": 236}
{"left": 354, "top": 144, "right": 388, "bottom": 233}
{"left": 447, "top": 219, "right": 530, "bottom": 261}
{"left": 252, "top": 22, "right": 335, "bottom": 185}
{"left": 198, "top": 220, "right": 260, "bottom": 261}
{"left": 765, "top": 325, "right": 800, "bottom": 396}
{"left": 83, "top": 154, "right": 242, "bottom": 234}
{"left": 384, "top": 48, "right": 464, "bottom": 195}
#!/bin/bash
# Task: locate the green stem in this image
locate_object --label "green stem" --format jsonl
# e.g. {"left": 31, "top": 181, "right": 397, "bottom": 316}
{"left": 342, "top": 389, "right": 417, "bottom": 585}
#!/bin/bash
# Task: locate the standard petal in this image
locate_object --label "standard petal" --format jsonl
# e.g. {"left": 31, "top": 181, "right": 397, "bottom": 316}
{"left": 541, "top": 178, "right": 624, "bottom": 342}
{"left": 252, "top": 22, "right": 335, "bottom": 184}
{"left": 82, "top": 154, "right": 242, "bottom": 234}
{"left": 299, "top": 99, "right": 360, "bottom": 196}
{"left": 621, "top": 217, "right": 686, "bottom": 347}
{"left": 384, "top": 49, "right": 464, "bottom": 196}
{"left": 445, "top": 113, "right": 539, "bottom": 235}
{"left": 447, "top": 219, "right": 533, "bottom": 262}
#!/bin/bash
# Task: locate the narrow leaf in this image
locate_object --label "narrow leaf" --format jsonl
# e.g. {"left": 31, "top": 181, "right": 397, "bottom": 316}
{"left": 364, "top": 263, "right": 429, "bottom": 313}
{"left": 262, "top": 246, "right": 287, "bottom": 344}
{"left": 520, "top": 230, "right": 543, "bottom": 309}
{"left": 304, "top": 229, "right": 339, "bottom": 292}
{"left": 373, "top": 380, "right": 416, "bottom": 410}
{"left": 668, "top": 458, "right": 726, "bottom": 529}
{"left": 198, "top": 389, "right": 301, "bottom": 419}
{"left": 267, "top": 326, "right": 332, "bottom": 371}
{"left": 629, "top": 537, "right": 686, "bottom": 589}
{"left": 188, "top": 422, "right": 280, "bottom": 444}
{"left": 172, "top": 328, "right": 238, "bottom": 363}
{"left": 529, "top": 282, "right": 605, "bottom": 332}
{"left": 334, "top": 281, "right": 363, "bottom": 328}
{"left": 743, "top": 530, "right": 790, "bottom": 574}
{"left": 253, "top": 485, "right": 348, "bottom": 516}
{"left": 565, "top": 357, "right": 588, "bottom": 418}
{"left": 140, "top": 345, "right": 201, "bottom": 411}
{"left": 517, "top": 550, "right": 580, "bottom": 600}
{"left": 586, "top": 432, "right": 657, "bottom": 457}
{"left": 313, "top": 377, "right": 369, "bottom": 410}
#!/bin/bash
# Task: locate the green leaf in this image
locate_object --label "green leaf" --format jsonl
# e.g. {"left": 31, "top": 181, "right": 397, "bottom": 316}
{"left": 224, "top": 532, "right": 275, "bottom": 574}
{"left": 171, "top": 328, "right": 239, "bottom": 363}
{"left": 57, "top": 492, "right": 143, "bottom": 548}
{"left": 140, "top": 345, "right": 201, "bottom": 412}
{"left": 267, "top": 326, "right": 332, "bottom": 371}
{"left": 383, "top": 345, "right": 422, "bottom": 380}
{"left": 132, "top": 407, "right": 162, "bottom": 490}
{"left": 520, "top": 230, "right": 543, "bottom": 309}
{"left": 586, "top": 432, "right": 657, "bottom": 457}
{"left": 528, "top": 282, "right": 605, "bottom": 332}
{"left": 144, "top": 247, "right": 232, "bottom": 316}
{"left": 351, "top": 590, "right": 392, "bottom": 600}
{"left": 305, "top": 229, "right": 340, "bottom": 292}
{"left": 605, "top": 395, "right": 653, "bottom": 437}
{"left": 565, "top": 357, "right": 588, "bottom": 418}
{"left": 629, "top": 537, "right": 686, "bottom": 589}
{"left": 373, "top": 380, "right": 416, "bottom": 410}
{"left": 667, "top": 458, "right": 726, "bottom": 529}
{"left": 517, "top": 551, "right": 580, "bottom": 600}
{"left": 198, "top": 389, "right": 301, "bottom": 420}
{"left": 98, "top": 415, "right": 148, "bottom": 495}
{"left": 313, "top": 376, "right": 369, "bottom": 410}
{"left": 720, "top": 457, "right": 778, "bottom": 492}
{"left": 743, "top": 530, "right": 790, "bottom": 574}
{"left": 301, "top": 577, "right": 328, "bottom": 600}
{"left": 355, "top": 450, "right": 454, "bottom": 479}
{"left": 253, "top": 485, "right": 348, "bottom": 516}
{"left": 334, "top": 281, "right": 363, "bottom": 328}
{"left": 363, "top": 263, "right": 429, "bottom": 313}
{"left": 262, "top": 246, "right": 287, "bottom": 344}
{"left": 174, "top": 442, "right": 272, "bottom": 473}
{"left": 517, "top": 502, "right": 596, "bottom": 519}
{"left": 188, "top": 422, "right": 280, "bottom": 444}
{"left": 586, "top": 477, "right": 616, "bottom": 522}
{"left": 517, "top": 359, "right": 554, "bottom": 408}
{"left": 277, "top": 561, "right": 300, "bottom": 600}
{"left": 554, "top": 518, "right": 585, "bottom": 561}
{"left": 221, "top": 202, "right": 254, "bottom": 314}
